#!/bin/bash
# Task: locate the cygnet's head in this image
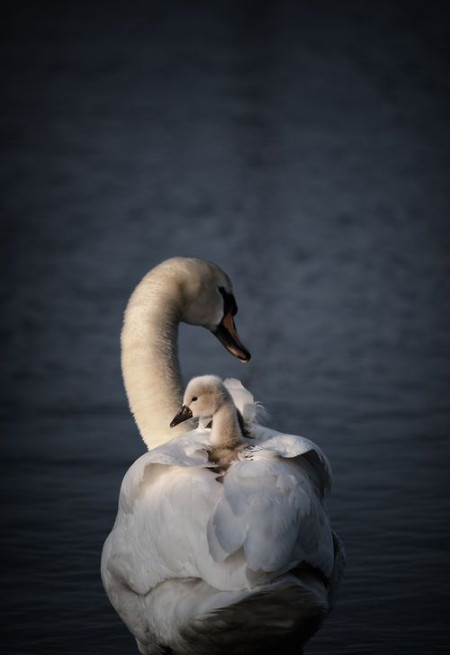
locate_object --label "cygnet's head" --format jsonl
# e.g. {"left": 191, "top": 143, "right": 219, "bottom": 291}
{"left": 170, "top": 375, "right": 232, "bottom": 428}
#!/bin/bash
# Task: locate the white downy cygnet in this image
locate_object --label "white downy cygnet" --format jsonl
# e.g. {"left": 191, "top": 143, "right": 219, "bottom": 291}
{"left": 171, "top": 375, "right": 245, "bottom": 475}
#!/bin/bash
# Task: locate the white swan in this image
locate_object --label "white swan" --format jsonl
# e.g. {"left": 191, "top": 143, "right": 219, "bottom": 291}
{"left": 101, "top": 257, "right": 345, "bottom": 655}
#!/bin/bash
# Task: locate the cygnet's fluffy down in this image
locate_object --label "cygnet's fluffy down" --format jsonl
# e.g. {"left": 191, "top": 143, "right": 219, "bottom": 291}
{"left": 171, "top": 375, "right": 245, "bottom": 476}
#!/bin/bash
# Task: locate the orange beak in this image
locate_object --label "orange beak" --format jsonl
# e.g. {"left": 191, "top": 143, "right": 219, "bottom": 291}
{"left": 213, "top": 311, "right": 251, "bottom": 362}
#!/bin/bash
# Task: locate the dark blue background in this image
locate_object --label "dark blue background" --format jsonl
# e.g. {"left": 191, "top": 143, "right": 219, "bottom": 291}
{"left": 2, "top": 1, "right": 450, "bottom": 653}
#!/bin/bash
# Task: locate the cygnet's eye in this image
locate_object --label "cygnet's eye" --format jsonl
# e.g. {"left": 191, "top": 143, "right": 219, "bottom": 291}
{"left": 191, "top": 396, "right": 198, "bottom": 402}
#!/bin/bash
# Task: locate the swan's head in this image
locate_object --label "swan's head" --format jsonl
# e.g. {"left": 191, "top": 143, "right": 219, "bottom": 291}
{"left": 168, "top": 258, "right": 251, "bottom": 363}
{"left": 170, "top": 375, "right": 232, "bottom": 427}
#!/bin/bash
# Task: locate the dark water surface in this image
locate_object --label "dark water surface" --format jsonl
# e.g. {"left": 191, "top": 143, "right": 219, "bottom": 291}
{"left": 2, "top": 2, "right": 450, "bottom": 653}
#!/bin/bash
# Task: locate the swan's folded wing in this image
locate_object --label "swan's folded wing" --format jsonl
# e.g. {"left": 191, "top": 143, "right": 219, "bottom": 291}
{"left": 116, "top": 432, "right": 211, "bottom": 516}
{"left": 249, "top": 428, "right": 333, "bottom": 495}
{"left": 143, "top": 431, "right": 211, "bottom": 466}
{"left": 104, "top": 463, "right": 219, "bottom": 597}
{"left": 102, "top": 459, "right": 252, "bottom": 599}
{"left": 207, "top": 455, "right": 335, "bottom": 583}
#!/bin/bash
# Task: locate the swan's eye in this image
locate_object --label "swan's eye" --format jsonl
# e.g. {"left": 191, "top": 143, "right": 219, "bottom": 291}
{"left": 218, "top": 286, "right": 238, "bottom": 317}
{"left": 191, "top": 396, "right": 198, "bottom": 402}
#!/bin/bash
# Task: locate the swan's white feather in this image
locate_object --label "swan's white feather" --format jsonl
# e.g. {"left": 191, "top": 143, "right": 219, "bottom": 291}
{"left": 144, "top": 430, "right": 211, "bottom": 467}
{"left": 206, "top": 436, "right": 334, "bottom": 581}
{"left": 224, "top": 377, "right": 267, "bottom": 423}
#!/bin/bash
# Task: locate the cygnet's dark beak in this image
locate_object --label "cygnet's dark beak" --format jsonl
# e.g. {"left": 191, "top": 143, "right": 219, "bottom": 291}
{"left": 170, "top": 405, "right": 193, "bottom": 428}
{"left": 212, "top": 289, "right": 251, "bottom": 363}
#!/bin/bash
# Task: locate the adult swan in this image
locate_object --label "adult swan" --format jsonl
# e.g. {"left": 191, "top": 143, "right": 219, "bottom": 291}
{"left": 101, "top": 257, "right": 344, "bottom": 655}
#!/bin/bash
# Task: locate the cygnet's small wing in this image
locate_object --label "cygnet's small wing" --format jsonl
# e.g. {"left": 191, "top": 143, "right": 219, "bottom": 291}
{"left": 224, "top": 378, "right": 266, "bottom": 425}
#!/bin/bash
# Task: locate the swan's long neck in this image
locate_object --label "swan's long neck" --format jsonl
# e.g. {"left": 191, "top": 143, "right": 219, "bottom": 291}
{"left": 121, "top": 270, "right": 191, "bottom": 449}
{"left": 210, "top": 403, "right": 242, "bottom": 449}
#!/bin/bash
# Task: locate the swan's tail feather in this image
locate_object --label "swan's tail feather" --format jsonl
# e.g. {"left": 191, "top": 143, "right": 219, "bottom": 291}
{"left": 133, "top": 575, "right": 328, "bottom": 654}
{"left": 136, "top": 640, "right": 174, "bottom": 655}
{"left": 327, "top": 531, "right": 346, "bottom": 610}
{"left": 175, "top": 578, "right": 327, "bottom": 655}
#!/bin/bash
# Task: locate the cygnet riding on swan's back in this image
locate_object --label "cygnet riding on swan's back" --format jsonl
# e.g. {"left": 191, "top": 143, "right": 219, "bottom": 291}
{"left": 170, "top": 375, "right": 246, "bottom": 476}
{"left": 101, "top": 257, "right": 345, "bottom": 655}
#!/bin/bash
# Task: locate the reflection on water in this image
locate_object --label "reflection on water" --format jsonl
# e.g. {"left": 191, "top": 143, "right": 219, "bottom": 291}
{"left": 2, "top": 0, "right": 450, "bottom": 653}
